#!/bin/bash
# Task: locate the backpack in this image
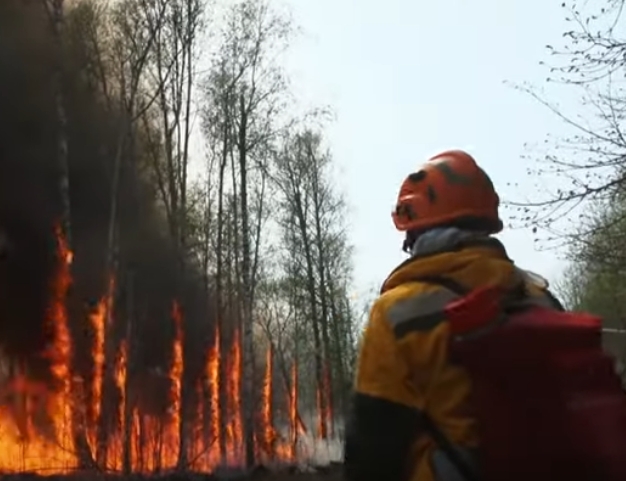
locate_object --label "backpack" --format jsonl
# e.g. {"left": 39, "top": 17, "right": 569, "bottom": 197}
{"left": 418, "top": 276, "right": 626, "bottom": 481}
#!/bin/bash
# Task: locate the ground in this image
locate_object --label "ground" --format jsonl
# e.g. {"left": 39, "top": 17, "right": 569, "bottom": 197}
{"left": 0, "top": 464, "right": 343, "bottom": 481}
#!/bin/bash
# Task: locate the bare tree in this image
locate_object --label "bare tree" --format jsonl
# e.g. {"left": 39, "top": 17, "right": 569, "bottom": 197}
{"left": 202, "top": 62, "right": 235, "bottom": 462}
{"left": 202, "top": 0, "right": 291, "bottom": 466}
{"left": 510, "top": 0, "right": 626, "bottom": 241}
{"left": 515, "top": 0, "right": 626, "bottom": 379}
{"left": 67, "top": 0, "right": 174, "bottom": 465}
{"left": 137, "top": 0, "right": 205, "bottom": 468}
{"left": 272, "top": 127, "right": 356, "bottom": 438}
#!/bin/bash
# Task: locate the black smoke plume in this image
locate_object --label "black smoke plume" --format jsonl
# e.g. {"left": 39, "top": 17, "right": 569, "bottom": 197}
{"left": 0, "top": 0, "right": 213, "bottom": 418}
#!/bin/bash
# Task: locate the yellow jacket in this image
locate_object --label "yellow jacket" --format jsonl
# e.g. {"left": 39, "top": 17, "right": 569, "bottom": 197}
{"left": 343, "top": 237, "right": 560, "bottom": 481}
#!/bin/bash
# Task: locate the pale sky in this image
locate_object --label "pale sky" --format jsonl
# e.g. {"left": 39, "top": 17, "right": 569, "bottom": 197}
{"left": 282, "top": 0, "right": 579, "bottom": 296}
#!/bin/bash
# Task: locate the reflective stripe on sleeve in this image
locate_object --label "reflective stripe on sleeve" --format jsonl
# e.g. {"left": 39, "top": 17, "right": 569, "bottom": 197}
{"left": 387, "top": 289, "right": 460, "bottom": 338}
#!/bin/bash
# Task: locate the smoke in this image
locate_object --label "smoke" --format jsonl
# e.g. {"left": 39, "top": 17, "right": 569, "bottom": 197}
{"left": 0, "top": 0, "right": 213, "bottom": 397}
{"left": 298, "top": 434, "right": 343, "bottom": 466}
{"left": 270, "top": 416, "right": 344, "bottom": 467}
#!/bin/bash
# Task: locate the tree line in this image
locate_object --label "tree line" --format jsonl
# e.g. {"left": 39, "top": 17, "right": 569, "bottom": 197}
{"left": 0, "top": 0, "right": 357, "bottom": 470}
{"left": 512, "top": 0, "right": 626, "bottom": 379}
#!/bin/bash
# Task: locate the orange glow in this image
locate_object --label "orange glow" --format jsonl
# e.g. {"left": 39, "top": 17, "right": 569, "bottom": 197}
{"left": 207, "top": 324, "right": 220, "bottom": 459}
{"left": 316, "top": 363, "right": 333, "bottom": 440}
{"left": 257, "top": 346, "right": 276, "bottom": 462}
{"left": 167, "top": 300, "right": 184, "bottom": 466}
{"left": 89, "top": 297, "right": 105, "bottom": 446}
{"left": 225, "top": 328, "right": 243, "bottom": 465}
{"left": 288, "top": 362, "right": 300, "bottom": 460}
{"left": 0, "top": 225, "right": 328, "bottom": 473}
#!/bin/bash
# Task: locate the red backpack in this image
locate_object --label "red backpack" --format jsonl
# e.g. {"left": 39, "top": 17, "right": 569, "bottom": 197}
{"left": 421, "top": 279, "right": 626, "bottom": 481}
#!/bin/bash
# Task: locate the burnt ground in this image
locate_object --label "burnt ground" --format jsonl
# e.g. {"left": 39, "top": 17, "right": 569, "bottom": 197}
{"left": 0, "top": 464, "right": 343, "bottom": 481}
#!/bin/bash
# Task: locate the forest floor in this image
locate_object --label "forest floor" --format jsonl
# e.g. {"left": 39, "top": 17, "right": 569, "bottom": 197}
{"left": 0, "top": 464, "right": 343, "bottom": 481}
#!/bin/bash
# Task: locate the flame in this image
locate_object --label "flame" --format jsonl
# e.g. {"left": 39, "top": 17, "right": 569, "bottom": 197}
{"left": 288, "top": 362, "right": 299, "bottom": 460}
{"left": 257, "top": 346, "right": 276, "bottom": 461}
{"left": 167, "top": 300, "right": 184, "bottom": 465}
{"left": 89, "top": 298, "right": 105, "bottom": 445}
{"left": 0, "top": 224, "right": 330, "bottom": 473}
{"left": 0, "top": 224, "right": 75, "bottom": 471}
{"left": 225, "top": 328, "right": 243, "bottom": 465}
{"left": 193, "top": 380, "right": 204, "bottom": 461}
{"left": 316, "top": 363, "right": 333, "bottom": 439}
{"left": 111, "top": 339, "right": 127, "bottom": 467}
{"left": 323, "top": 364, "right": 333, "bottom": 437}
{"left": 206, "top": 323, "right": 220, "bottom": 460}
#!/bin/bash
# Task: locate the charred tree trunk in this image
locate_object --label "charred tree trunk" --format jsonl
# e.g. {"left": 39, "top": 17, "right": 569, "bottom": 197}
{"left": 97, "top": 280, "right": 117, "bottom": 467}
{"left": 311, "top": 164, "right": 333, "bottom": 438}
{"left": 216, "top": 118, "right": 229, "bottom": 465}
{"left": 238, "top": 93, "right": 256, "bottom": 468}
{"left": 98, "top": 115, "right": 127, "bottom": 466}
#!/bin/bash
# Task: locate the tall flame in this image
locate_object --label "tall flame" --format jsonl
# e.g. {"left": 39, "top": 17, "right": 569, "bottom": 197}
{"left": 207, "top": 324, "right": 220, "bottom": 460}
{"left": 89, "top": 298, "right": 105, "bottom": 445}
{"left": 168, "top": 300, "right": 184, "bottom": 465}
{"left": 0, "top": 225, "right": 331, "bottom": 473}
{"left": 258, "top": 346, "right": 276, "bottom": 461}
{"left": 225, "top": 328, "right": 243, "bottom": 465}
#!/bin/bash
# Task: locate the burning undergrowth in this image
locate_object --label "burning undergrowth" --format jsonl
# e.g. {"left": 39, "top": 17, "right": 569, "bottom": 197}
{"left": 0, "top": 0, "right": 339, "bottom": 475}
{"left": 0, "top": 461, "right": 343, "bottom": 481}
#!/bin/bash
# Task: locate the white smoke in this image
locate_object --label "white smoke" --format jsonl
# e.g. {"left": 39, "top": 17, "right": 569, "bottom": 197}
{"left": 292, "top": 415, "right": 344, "bottom": 467}
{"left": 296, "top": 433, "right": 343, "bottom": 466}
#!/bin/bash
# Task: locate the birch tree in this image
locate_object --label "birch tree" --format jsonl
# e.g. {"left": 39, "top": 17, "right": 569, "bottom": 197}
{"left": 273, "top": 128, "right": 357, "bottom": 437}
{"left": 202, "top": 0, "right": 291, "bottom": 466}
{"left": 67, "top": 0, "right": 173, "bottom": 465}
{"left": 137, "top": 0, "right": 205, "bottom": 468}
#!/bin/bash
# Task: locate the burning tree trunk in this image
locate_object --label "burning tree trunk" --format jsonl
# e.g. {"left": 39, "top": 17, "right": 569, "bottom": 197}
{"left": 41, "top": 0, "right": 100, "bottom": 467}
{"left": 83, "top": 0, "right": 170, "bottom": 466}
{"left": 0, "top": 0, "right": 364, "bottom": 474}
{"left": 122, "top": 271, "right": 135, "bottom": 474}
{"left": 170, "top": 301, "right": 185, "bottom": 468}
{"left": 97, "top": 278, "right": 119, "bottom": 466}
{"left": 206, "top": 324, "right": 221, "bottom": 461}
{"left": 309, "top": 140, "right": 335, "bottom": 438}
{"left": 258, "top": 344, "right": 275, "bottom": 461}
{"left": 274, "top": 134, "right": 327, "bottom": 439}
{"left": 204, "top": 1, "right": 291, "bottom": 465}
{"left": 202, "top": 61, "right": 236, "bottom": 465}
{"left": 236, "top": 91, "right": 256, "bottom": 468}
{"left": 138, "top": 0, "right": 203, "bottom": 466}
{"left": 215, "top": 124, "right": 230, "bottom": 467}
{"left": 289, "top": 362, "right": 299, "bottom": 459}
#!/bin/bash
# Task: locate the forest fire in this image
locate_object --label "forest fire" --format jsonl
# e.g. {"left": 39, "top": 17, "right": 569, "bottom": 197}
{"left": 0, "top": 228, "right": 335, "bottom": 474}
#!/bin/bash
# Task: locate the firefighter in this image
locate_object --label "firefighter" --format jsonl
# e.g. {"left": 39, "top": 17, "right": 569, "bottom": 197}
{"left": 343, "top": 150, "right": 562, "bottom": 481}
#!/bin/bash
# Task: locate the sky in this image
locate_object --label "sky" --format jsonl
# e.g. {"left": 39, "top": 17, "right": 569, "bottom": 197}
{"left": 280, "top": 0, "right": 579, "bottom": 296}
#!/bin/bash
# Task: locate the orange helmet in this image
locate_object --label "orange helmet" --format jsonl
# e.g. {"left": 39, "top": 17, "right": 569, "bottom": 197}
{"left": 392, "top": 150, "right": 503, "bottom": 234}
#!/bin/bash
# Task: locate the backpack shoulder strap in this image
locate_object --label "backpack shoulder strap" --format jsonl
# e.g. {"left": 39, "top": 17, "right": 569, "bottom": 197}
{"left": 418, "top": 271, "right": 563, "bottom": 312}
{"left": 409, "top": 275, "right": 480, "bottom": 481}
{"left": 419, "top": 412, "right": 481, "bottom": 481}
